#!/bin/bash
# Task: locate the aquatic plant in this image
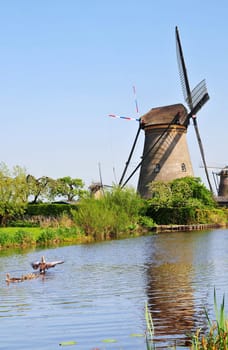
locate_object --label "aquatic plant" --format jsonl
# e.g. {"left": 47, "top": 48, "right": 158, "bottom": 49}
{"left": 145, "top": 303, "right": 155, "bottom": 350}
{"left": 191, "top": 289, "right": 228, "bottom": 350}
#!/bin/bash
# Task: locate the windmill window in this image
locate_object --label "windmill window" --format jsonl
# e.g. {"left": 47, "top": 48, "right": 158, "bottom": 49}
{"left": 154, "top": 164, "right": 160, "bottom": 173}
{"left": 181, "top": 163, "right": 186, "bottom": 172}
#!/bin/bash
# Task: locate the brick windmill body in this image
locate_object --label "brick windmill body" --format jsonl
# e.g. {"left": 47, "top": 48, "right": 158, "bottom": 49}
{"left": 137, "top": 103, "right": 194, "bottom": 197}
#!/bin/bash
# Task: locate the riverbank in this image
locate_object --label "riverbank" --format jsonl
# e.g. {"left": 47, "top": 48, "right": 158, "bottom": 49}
{"left": 0, "top": 222, "right": 227, "bottom": 250}
{"left": 152, "top": 223, "right": 227, "bottom": 233}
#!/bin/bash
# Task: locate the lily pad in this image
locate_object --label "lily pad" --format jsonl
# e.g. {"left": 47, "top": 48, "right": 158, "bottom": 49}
{"left": 102, "top": 338, "right": 117, "bottom": 343}
{"left": 59, "top": 340, "right": 77, "bottom": 346}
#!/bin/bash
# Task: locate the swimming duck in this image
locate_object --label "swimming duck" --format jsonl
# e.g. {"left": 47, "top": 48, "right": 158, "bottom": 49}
{"left": 5, "top": 273, "right": 23, "bottom": 283}
{"left": 31, "top": 256, "right": 64, "bottom": 274}
{"left": 21, "top": 272, "right": 39, "bottom": 280}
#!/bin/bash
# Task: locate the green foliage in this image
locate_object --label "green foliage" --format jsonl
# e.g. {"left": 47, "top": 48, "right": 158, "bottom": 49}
{"left": 191, "top": 289, "right": 228, "bottom": 350}
{"left": 0, "top": 231, "right": 12, "bottom": 246}
{"left": 26, "top": 175, "right": 54, "bottom": 203}
{"left": 146, "top": 207, "right": 227, "bottom": 225}
{"left": 0, "top": 228, "right": 36, "bottom": 246}
{"left": 139, "top": 216, "right": 156, "bottom": 229}
{"left": 50, "top": 176, "right": 86, "bottom": 202}
{"left": 0, "top": 226, "right": 82, "bottom": 248}
{"left": 0, "top": 163, "right": 28, "bottom": 225}
{"left": 26, "top": 203, "right": 77, "bottom": 217}
{"left": 146, "top": 177, "right": 220, "bottom": 225}
{"left": 14, "top": 230, "right": 34, "bottom": 245}
{"left": 37, "top": 229, "right": 57, "bottom": 244}
{"left": 148, "top": 177, "right": 216, "bottom": 210}
{"left": 72, "top": 186, "right": 145, "bottom": 240}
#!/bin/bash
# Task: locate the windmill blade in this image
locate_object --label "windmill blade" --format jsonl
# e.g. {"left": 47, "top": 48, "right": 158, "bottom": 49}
{"left": 175, "top": 26, "right": 193, "bottom": 110}
{"left": 176, "top": 27, "right": 210, "bottom": 115}
{"left": 108, "top": 114, "right": 140, "bottom": 122}
{"left": 98, "top": 162, "right": 104, "bottom": 194}
{"left": 188, "top": 92, "right": 210, "bottom": 119}
{"left": 118, "top": 85, "right": 142, "bottom": 186}
{"left": 190, "top": 79, "right": 209, "bottom": 110}
{"left": 176, "top": 26, "right": 212, "bottom": 192}
{"left": 189, "top": 114, "right": 213, "bottom": 193}
{"left": 118, "top": 123, "right": 141, "bottom": 186}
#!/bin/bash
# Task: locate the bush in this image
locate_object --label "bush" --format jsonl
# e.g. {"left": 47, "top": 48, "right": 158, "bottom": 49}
{"left": 26, "top": 203, "right": 77, "bottom": 217}
{"left": 72, "top": 187, "right": 145, "bottom": 240}
{"left": 37, "top": 229, "right": 57, "bottom": 244}
{"left": 14, "top": 229, "right": 34, "bottom": 245}
{"left": 146, "top": 207, "right": 227, "bottom": 225}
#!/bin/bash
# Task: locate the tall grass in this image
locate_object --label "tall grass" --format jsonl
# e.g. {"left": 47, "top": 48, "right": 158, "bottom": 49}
{"left": 71, "top": 186, "right": 147, "bottom": 240}
{"left": 145, "top": 290, "right": 228, "bottom": 350}
{"left": 191, "top": 289, "right": 228, "bottom": 350}
{"left": 145, "top": 303, "right": 155, "bottom": 350}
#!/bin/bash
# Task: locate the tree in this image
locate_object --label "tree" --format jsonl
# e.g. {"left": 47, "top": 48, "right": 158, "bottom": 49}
{"left": 26, "top": 175, "right": 54, "bottom": 203}
{"left": 51, "top": 176, "right": 85, "bottom": 202}
{"left": 147, "top": 181, "right": 173, "bottom": 209}
{"left": 0, "top": 163, "right": 28, "bottom": 225}
{"left": 171, "top": 177, "right": 216, "bottom": 208}
{"left": 148, "top": 177, "right": 216, "bottom": 209}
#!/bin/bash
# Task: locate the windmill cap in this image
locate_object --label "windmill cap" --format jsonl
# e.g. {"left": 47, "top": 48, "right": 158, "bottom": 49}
{"left": 141, "top": 103, "right": 188, "bottom": 127}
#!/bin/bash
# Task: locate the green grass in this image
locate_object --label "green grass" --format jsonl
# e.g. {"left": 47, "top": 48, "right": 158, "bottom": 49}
{"left": 0, "top": 226, "right": 86, "bottom": 248}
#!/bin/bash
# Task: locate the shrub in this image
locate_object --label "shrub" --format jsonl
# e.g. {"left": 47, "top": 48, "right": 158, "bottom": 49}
{"left": 72, "top": 187, "right": 145, "bottom": 240}
{"left": 37, "top": 229, "right": 57, "bottom": 244}
{"left": 26, "top": 203, "right": 77, "bottom": 217}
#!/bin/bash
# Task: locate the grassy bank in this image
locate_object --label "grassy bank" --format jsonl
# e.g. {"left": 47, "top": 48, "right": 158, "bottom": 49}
{"left": 0, "top": 226, "right": 92, "bottom": 248}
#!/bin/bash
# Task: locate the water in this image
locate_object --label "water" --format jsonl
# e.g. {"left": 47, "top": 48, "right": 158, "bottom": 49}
{"left": 0, "top": 229, "right": 228, "bottom": 349}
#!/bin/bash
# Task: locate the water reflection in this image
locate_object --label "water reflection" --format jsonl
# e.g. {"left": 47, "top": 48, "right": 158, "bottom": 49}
{"left": 146, "top": 231, "right": 216, "bottom": 348}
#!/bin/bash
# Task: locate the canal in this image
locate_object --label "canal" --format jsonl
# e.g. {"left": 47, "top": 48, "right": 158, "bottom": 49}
{"left": 0, "top": 228, "right": 228, "bottom": 349}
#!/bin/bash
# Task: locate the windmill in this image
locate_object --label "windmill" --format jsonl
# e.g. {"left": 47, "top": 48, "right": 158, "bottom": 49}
{"left": 200, "top": 164, "right": 228, "bottom": 197}
{"left": 89, "top": 162, "right": 113, "bottom": 198}
{"left": 109, "top": 27, "right": 212, "bottom": 198}
{"left": 216, "top": 166, "right": 228, "bottom": 197}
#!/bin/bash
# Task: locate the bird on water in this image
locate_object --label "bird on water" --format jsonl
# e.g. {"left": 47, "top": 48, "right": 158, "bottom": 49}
{"left": 31, "top": 256, "right": 64, "bottom": 274}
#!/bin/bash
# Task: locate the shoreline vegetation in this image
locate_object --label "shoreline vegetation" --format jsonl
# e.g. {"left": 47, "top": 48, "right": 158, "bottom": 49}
{"left": 0, "top": 222, "right": 227, "bottom": 250}
{"left": 0, "top": 163, "right": 228, "bottom": 250}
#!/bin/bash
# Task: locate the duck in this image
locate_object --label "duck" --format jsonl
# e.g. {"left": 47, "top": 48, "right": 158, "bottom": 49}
{"left": 21, "top": 272, "right": 39, "bottom": 280}
{"left": 31, "top": 256, "right": 64, "bottom": 274}
{"left": 5, "top": 273, "right": 23, "bottom": 283}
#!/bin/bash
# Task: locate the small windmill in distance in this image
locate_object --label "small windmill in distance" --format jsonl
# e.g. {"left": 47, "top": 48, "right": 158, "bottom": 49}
{"left": 200, "top": 164, "right": 228, "bottom": 197}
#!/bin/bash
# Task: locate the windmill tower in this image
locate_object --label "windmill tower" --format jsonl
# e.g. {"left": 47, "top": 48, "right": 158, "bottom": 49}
{"left": 137, "top": 103, "right": 194, "bottom": 197}
{"left": 217, "top": 167, "right": 228, "bottom": 197}
{"left": 210, "top": 166, "right": 228, "bottom": 197}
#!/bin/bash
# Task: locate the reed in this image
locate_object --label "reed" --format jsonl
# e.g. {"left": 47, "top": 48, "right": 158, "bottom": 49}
{"left": 191, "top": 288, "right": 228, "bottom": 350}
{"left": 144, "top": 290, "right": 228, "bottom": 350}
{"left": 145, "top": 302, "right": 155, "bottom": 350}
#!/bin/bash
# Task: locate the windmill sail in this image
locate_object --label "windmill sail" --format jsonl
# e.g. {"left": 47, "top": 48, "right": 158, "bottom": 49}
{"left": 175, "top": 26, "right": 213, "bottom": 192}
{"left": 176, "top": 27, "right": 193, "bottom": 109}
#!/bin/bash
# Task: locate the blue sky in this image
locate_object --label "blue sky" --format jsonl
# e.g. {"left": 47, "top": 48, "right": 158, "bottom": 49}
{"left": 0, "top": 1, "right": 228, "bottom": 191}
